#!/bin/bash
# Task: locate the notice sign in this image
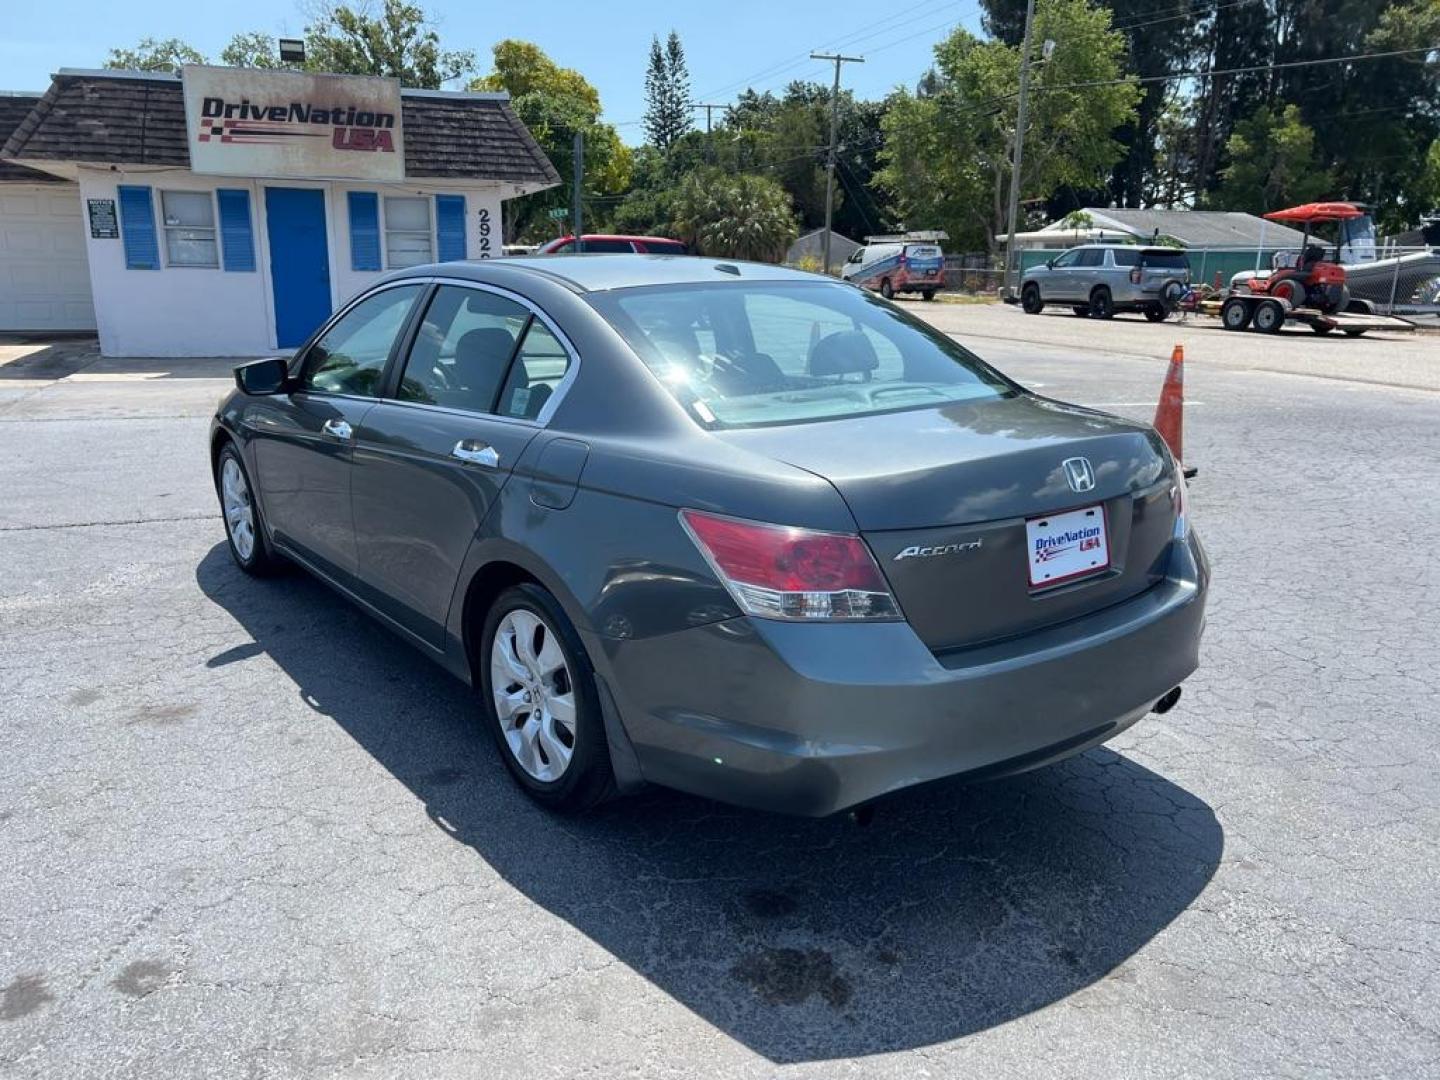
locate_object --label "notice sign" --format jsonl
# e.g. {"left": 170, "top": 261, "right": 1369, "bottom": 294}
{"left": 182, "top": 65, "right": 405, "bottom": 181}
{"left": 87, "top": 198, "right": 118, "bottom": 238}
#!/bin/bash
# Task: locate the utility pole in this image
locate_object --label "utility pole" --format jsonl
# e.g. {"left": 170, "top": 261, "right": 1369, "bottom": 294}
{"left": 811, "top": 51, "right": 864, "bottom": 276}
{"left": 572, "top": 130, "right": 584, "bottom": 252}
{"left": 1002, "top": 0, "right": 1036, "bottom": 298}
{"left": 693, "top": 103, "right": 727, "bottom": 163}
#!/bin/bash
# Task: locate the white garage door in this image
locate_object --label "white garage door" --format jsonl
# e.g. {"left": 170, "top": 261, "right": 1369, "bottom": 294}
{"left": 0, "top": 183, "right": 96, "bottom": 331}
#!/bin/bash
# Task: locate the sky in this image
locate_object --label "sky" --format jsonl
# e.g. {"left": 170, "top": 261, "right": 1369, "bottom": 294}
{"left": 1, "top": 0, "right": 988, "bottom": 142}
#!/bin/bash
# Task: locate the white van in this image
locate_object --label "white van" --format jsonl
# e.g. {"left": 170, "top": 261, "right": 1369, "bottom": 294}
{"left": 841, "top": 234, "right": 947, "bottom": 300}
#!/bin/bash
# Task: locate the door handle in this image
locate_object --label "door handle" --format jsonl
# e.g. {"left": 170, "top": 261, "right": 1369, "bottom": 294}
{"left": 452, "top": 439, "right": 500, "bottom": 468}
{"left": 322, "top": 418, "right": 353, "bottom": 440}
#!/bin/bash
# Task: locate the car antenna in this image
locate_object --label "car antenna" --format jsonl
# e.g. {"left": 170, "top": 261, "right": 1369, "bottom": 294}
{"left": 714, "top": 263, "right": 741, "bottom": 276}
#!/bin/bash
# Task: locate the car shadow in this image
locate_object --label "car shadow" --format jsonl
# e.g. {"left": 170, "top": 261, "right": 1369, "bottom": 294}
{"left": 196, "top": 544, "right": 1223, "bottom": 1063}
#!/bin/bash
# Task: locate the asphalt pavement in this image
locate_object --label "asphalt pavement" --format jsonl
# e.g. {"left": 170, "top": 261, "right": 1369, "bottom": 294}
{"left": 1, "top": 312, "right": 1436, "bottom": 1078}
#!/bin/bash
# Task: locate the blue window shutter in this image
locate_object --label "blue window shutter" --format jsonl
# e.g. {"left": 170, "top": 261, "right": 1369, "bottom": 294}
{"left": 436, "top": 194, "right": 466, "bottom": 262}
{"left": 348, "top": 191, "right": 381, "bottom": 271}
{"left": 117, "top": 185, "right": 159, "bottom": 270}
{"left": 216, "top": 189, "right": 256, "bottom": 272}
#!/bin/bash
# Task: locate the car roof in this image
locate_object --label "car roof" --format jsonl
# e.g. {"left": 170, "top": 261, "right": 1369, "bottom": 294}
{"left": 392, "top": 254, "right": 828, "bottom": 293}
{"left": 557, "top": 234, "right": 684, "bottom": 243}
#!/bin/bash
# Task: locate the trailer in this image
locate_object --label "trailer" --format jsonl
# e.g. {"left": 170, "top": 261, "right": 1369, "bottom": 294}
{"left": 1204, "top": 293, "right": 1415, "bottom": 337}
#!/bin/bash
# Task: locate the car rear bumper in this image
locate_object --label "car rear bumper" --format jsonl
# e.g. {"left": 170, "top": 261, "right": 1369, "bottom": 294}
{"left": 592, "top": 531, "right": 1209, "bottom": 816}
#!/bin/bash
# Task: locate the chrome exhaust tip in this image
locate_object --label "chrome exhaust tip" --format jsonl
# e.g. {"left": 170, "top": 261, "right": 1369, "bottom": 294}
{"left": 1152, "top": 686, "right": 1182, "bottom": 715}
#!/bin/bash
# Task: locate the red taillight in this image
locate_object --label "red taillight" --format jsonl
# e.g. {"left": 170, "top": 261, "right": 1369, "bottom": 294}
{"left": 898, "top": 252, "right": 908, "bottom": 266}
{"left": 1129, "top": 268, "right": 1142, "bottom": 284}
{"left": 680, "top": 510, "right": 899, "bottom": 621}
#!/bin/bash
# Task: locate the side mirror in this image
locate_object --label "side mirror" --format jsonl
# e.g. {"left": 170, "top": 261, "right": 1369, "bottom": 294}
{"left": 235, "top": 356, "right": 290, "bottom": 396}
{"left": 1045, "top": 260, "right": 1054, "bottom": 269}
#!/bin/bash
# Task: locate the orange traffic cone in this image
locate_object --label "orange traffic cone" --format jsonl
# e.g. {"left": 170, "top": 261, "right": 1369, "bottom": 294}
{"left": 1154, "top": 344, "right": 1197, "bottom": 478}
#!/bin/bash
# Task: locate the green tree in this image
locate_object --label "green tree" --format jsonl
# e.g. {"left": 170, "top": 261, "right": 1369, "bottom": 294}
{"left": 643, "top": 31, "right": 692, "bottom": 149}
{"left": 472, "top": 41, "right": 632, "bottom": 242}
{"left": 219, "top": 31, "right": 292, "bottom": 70}
{"left": 671, "top": 168, "right": 798, "bottom": 260}
{"left": 1211, "top": 104, "right": 1333, "bottom": 214}
{"left": 105, "top": 37, "right": 207, "bottom": 74}
{"left": 877, "top": 0, "right": 1139, "bottom": 251}
{"left": 303, "top": 0, "right": 474, "bottom": 88}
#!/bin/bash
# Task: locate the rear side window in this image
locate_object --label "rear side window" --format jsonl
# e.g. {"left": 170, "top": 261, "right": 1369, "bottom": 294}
{"left": 1076, "top": 248, "right": 1105, "bottom": 267}
{"left": 497, "top": 321, "right": 571, "bottom": 420}
{"left": 582, "top": 238, "right": 636, "bottom": 253}
{"left": 302, "top": 284, "right": 423, "bottom": 397}
{"left": 1110, "top": 248, "right": 1140, "bottom": 267}
{"left": 1142, "top": 250, "right": 1190, "bottom": 269}
{"left": 398, "top": 286, "right": 528, "bottom": 412}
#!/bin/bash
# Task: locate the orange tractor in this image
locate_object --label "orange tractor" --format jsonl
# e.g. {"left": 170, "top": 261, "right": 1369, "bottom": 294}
{"left": 1220, "top": 202, "right": 1377, "bottom": 335}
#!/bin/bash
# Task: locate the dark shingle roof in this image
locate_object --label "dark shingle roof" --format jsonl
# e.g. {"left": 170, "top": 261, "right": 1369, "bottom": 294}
{"left": 3, "top": 71, "right": 559, "bottom": 188}
{"left": 0, "top": 93, "right": 66, "bottom": 181}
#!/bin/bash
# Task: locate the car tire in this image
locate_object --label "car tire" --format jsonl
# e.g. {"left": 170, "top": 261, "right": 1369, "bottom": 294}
{"left": 1342, "top": 329, "right": 1368, "bottom": 338}
{"left": 215, "top": 442, "right": 285, "bottom": 576}
{"left": 921, "top": 289, "right": 936, "bottom": 302}
{"left": 1144, "top": 304, "right": 1168, "bottom": 322}
{"left": 879, "top": 278, "right": 894, "bottom": 300}
{"left": 479, "top": 584, "right": 615, "bottom": 814}
{"left": 1253, "top": 299, "right": 1285, "bottom": 334}
{"left": 1221, "top": 297, "right": 1252, "bottom": 331}
{"left": 1021, "top": 284, "right": 1043, "bottom": 314}
{"left": 1311, "top": 322, "right": 1335, "bottom": 335}
{"left": 1089, "top": 287, "right": 1114, "bottom": 319}
{"left": 1071, "top": 305, "right": 1091, "bottom": 317}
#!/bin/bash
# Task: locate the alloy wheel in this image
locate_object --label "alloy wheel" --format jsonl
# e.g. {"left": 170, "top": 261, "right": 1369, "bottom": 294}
{"left": 220, "top": 457, "right": 256, "bottom": 562}
{"left": 489, "top": 608, "right": 577, "bottom": 782}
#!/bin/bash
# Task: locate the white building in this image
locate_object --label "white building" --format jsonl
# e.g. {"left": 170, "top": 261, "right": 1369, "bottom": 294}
{"left": 1, "top": 66, "right": 559, "bottom": 356}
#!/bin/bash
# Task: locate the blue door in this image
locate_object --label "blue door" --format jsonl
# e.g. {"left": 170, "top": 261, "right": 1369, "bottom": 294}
{"left": 265, "top": 188, "right": 332, "bottom": 348}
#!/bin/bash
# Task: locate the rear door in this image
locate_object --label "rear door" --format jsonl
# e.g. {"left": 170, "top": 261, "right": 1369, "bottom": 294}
{"left": 349, "top": 282, "right": 572, "bottom": 648}
{"left": 1072, "top": 247, "right": 1106, "bottom": 299}
{"left": 903, "top": 244, "right": 945, "bottom": 289}
{"left": 248, "top": 282, "right": 424, "bottom": 582}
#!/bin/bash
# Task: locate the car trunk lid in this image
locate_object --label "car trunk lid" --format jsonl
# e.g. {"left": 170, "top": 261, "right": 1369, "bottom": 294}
{"left": 717, "top": 395, "right": 1178, "bottom": 651}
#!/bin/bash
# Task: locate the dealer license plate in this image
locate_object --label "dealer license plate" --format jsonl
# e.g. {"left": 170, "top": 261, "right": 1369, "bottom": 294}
{"left": 1026, "top": 505, "right": 1110, "bottom": 587}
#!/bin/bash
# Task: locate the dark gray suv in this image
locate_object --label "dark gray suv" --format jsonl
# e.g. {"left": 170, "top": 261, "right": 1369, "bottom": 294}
{"left": 212, "top": 256, "right": 1208, "bottom": 817}
{"left": 1021, "top": 245, "right": 1191, "bottom": 321}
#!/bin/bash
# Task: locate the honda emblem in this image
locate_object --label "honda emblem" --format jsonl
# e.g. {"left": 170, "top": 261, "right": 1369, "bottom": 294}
{"left": 1062, "top": 456, "right": 1096, "bottom": 494}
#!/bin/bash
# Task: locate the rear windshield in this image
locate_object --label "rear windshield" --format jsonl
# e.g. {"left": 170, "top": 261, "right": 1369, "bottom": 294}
{"left": 904, "top": 244, "right": 943, "bottom": 259}
{"left": 590, "top": 281, "right": 1015, "bottom": 429}
{"left": 644, "top": 239, "right": 689, "bottom": 254}
{"left": 1141, "top": 249, "right": 1189, "bottom": 269}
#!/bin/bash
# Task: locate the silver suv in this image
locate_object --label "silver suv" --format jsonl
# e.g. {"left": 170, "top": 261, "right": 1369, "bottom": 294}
{"left": 1020, "top": 245, "right": 1191, "bottom": 321}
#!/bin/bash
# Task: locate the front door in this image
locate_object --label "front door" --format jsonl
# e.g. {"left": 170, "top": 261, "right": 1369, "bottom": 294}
{"left": 248, "top": 283, "right": 424, "bottom": 583}
{"left": 351, "top": 284, "right": 570, "bottom": 647}
{"left": 265, "top": 187, "right": 333, "bottom": 348}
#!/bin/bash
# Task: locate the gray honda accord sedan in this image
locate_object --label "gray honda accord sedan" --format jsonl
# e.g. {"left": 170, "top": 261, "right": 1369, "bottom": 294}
{"left": 211, "top": 256, "right": 1208, "bottom": 817}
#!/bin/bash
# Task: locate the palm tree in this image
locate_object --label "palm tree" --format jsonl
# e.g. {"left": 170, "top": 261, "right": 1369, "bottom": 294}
{"left": 673, "top": 169, "right": 798, "bottom": 262}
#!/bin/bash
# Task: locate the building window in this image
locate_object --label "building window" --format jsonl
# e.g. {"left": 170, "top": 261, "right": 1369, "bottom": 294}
{"left": 160, "top": 190, "right": 219, "bottom": 268}
{"left": 384, "top": 196, "right": 433, "bottom": 268}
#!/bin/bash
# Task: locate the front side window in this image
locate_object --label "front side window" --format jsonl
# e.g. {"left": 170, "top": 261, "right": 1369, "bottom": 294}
{"left": 398, "top": 286, "right": 529, "bottom": 412}
{"left": 593, "top": 282, "right": 1014, "bottom": 428}
{"left": 302, "top": 284, "right": 423, "bottom": 397}
{"left": 161, "top": 190, "right": 218, "bottom": 268}
{"left": 384, "top": 196, "right": 433, "bottom": 269}
{"left": 1051, "top": 250, "right": 1079, "bottom": 268}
